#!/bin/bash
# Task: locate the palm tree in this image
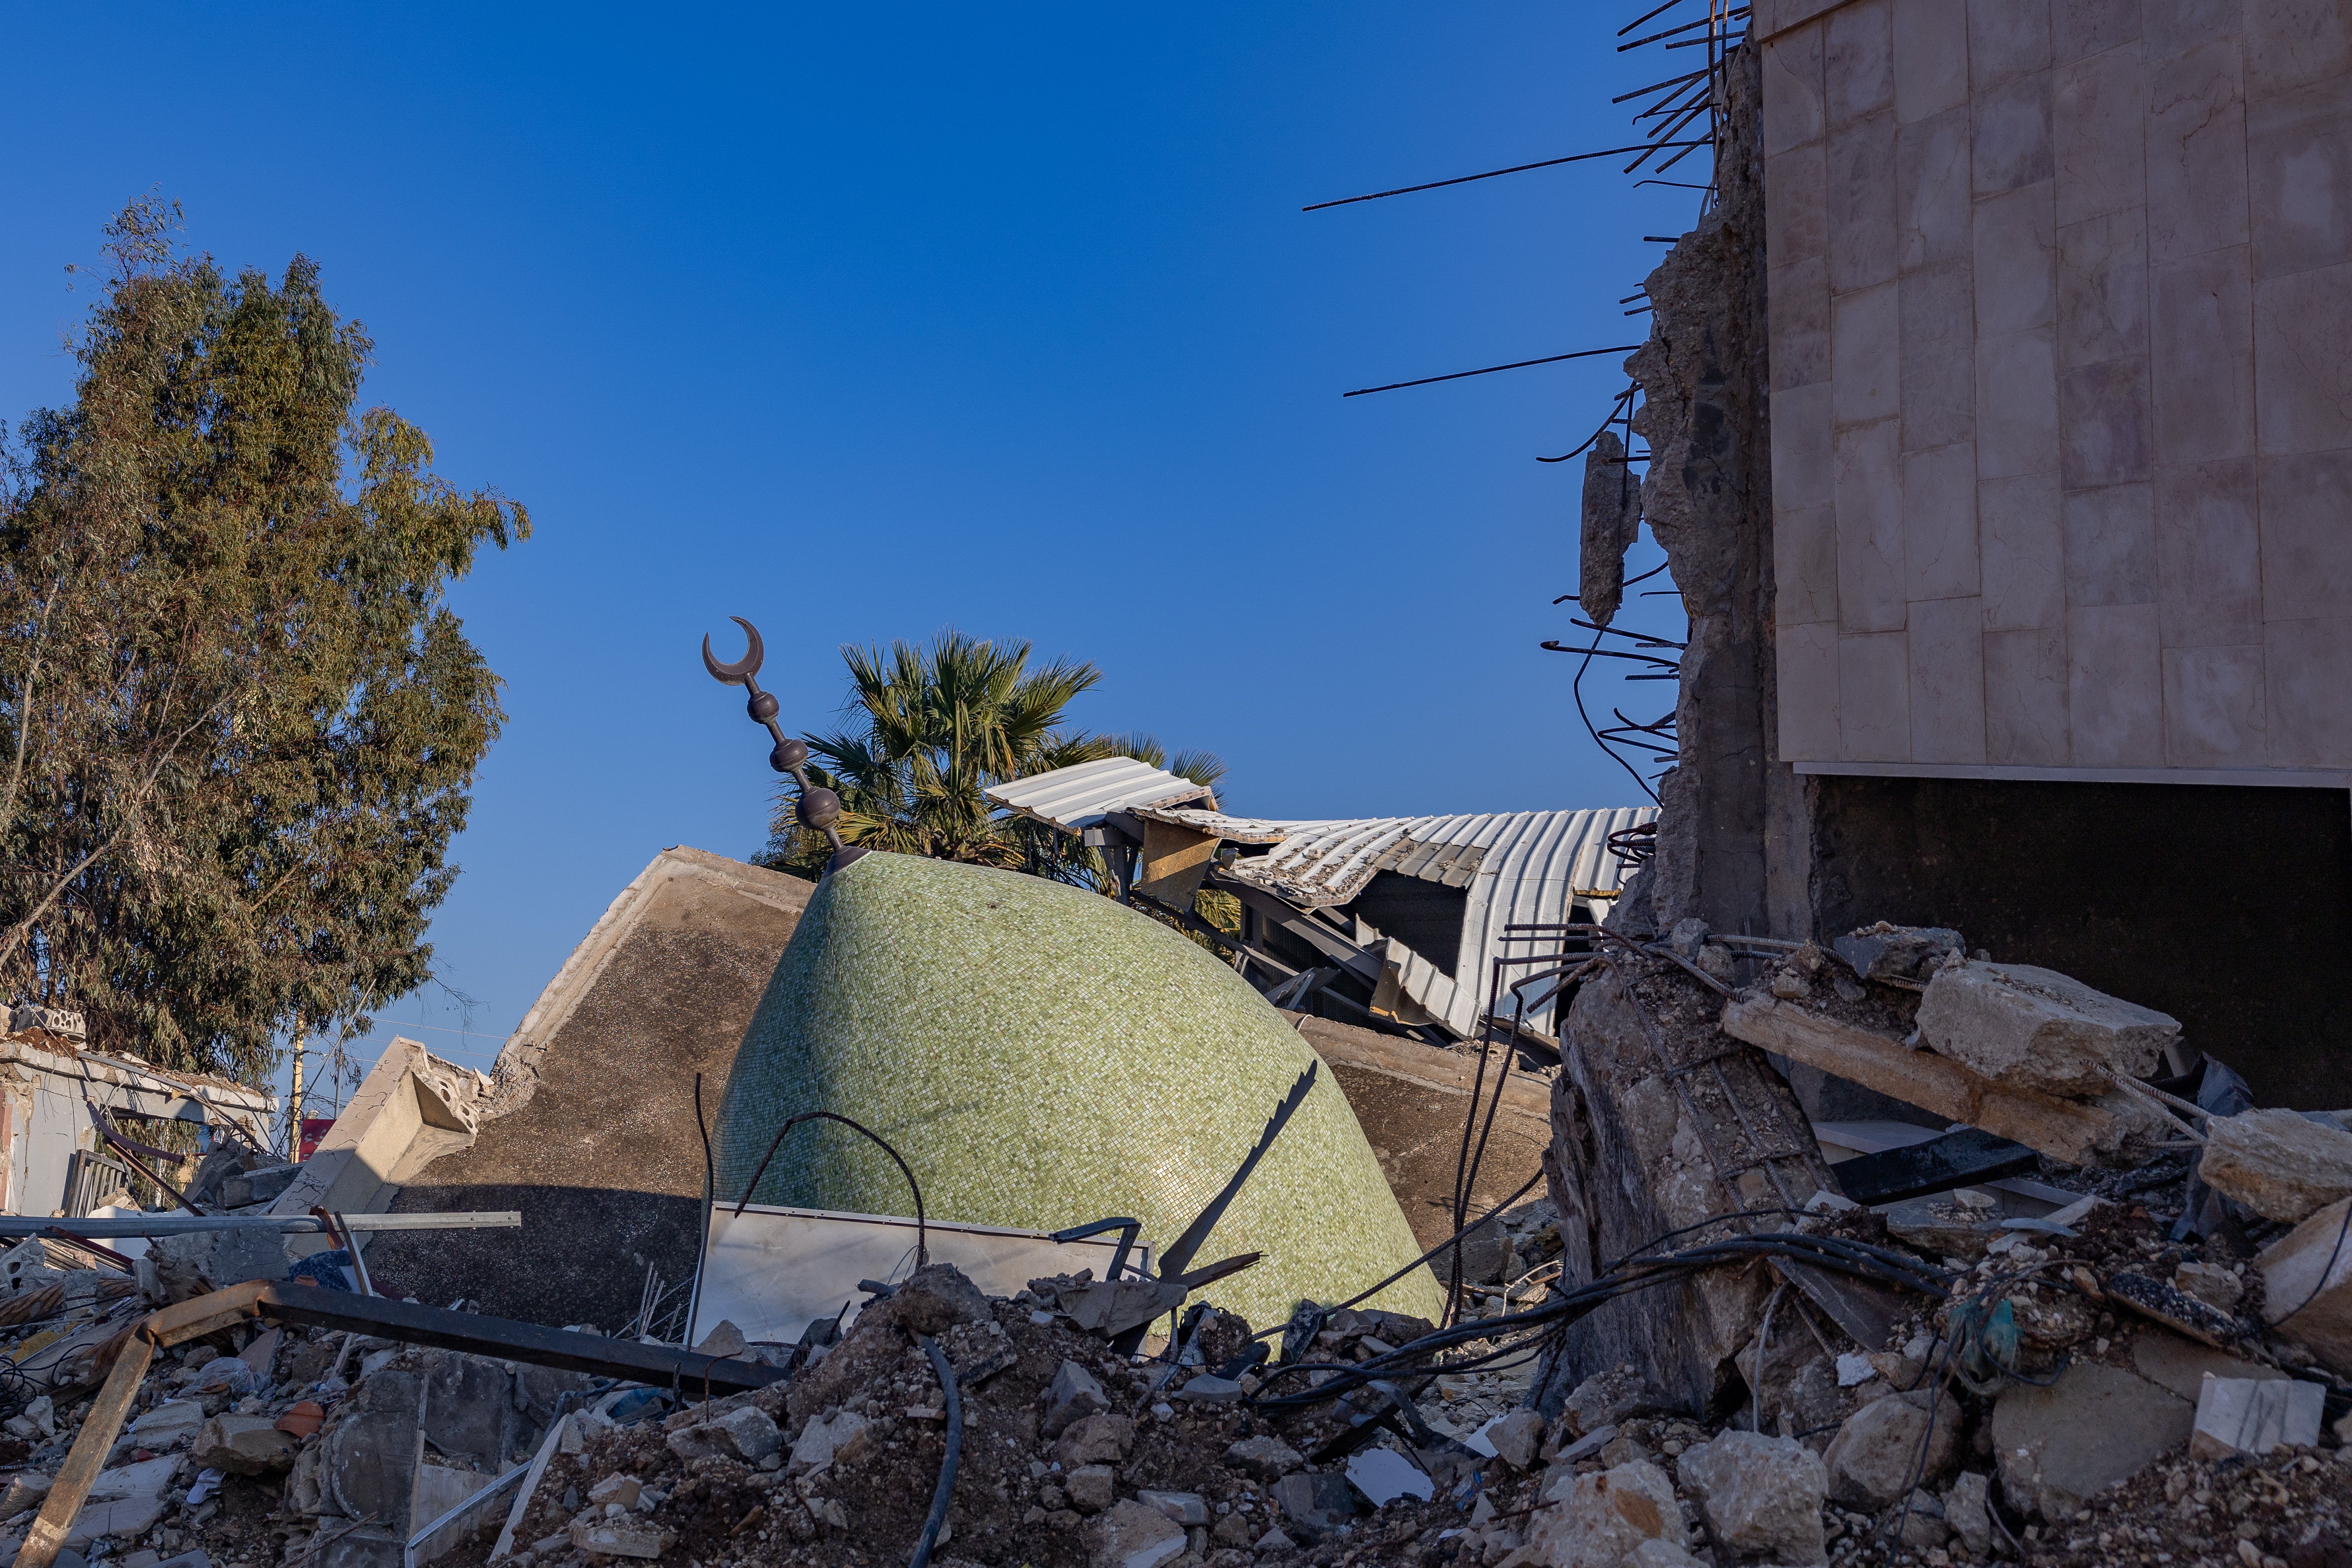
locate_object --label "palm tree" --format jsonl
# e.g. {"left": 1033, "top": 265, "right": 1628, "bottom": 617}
{"left": 755, "top": 631, "right": 1226, "bottom": 882}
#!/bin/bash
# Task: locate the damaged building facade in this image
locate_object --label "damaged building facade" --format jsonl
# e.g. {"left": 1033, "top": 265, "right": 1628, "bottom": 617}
{"left": 1590, "top": 0, "right": 2352, "bottom": 1112}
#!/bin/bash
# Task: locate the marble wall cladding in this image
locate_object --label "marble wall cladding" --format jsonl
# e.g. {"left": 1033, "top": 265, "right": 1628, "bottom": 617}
{"left": 1762, "top": 0, "right": 2352, "bottom": 776}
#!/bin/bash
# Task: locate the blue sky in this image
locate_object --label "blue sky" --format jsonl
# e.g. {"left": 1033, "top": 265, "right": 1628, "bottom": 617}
{"left": 0, "top": 5, "right": 1698, "bottom": 1095}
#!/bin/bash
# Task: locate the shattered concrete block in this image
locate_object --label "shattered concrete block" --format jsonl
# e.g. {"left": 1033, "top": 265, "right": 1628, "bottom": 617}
{"left": 1942, "top": 1471, "right": 1994, "bottom": 1557}
{"left": 1676, "top": 1431, "right": 1826, "bottom": 1566}
{"left": 2189, "top": 1374, "right": 2325, "bottom": 1459}
{"left": 1915, "top": 962, "right": 2180, "bottom": 1096}
{"left": 1040, "top": 1360, "right": 1109, "bottom": 1437}
{"left": 1990, "top": 1362, "right": 2191, "bottom": 1520}
{"left": 586, "top": 1476, "right": 641, "bottom": 1509}
{"left": 191, "top": 1415, "right": 296, "bottom": 1475}
{"left": 778, "top": 1409, "right": 858, "bottom": 1469}
{"left": 1173, "top": 1374, "right": 1242, "bottom": 1403}
{"left": 1271, "top": 1471, "right": 1361, "bottom": 1536}
{"left": 1056, "top": 1413, "right": 1136, "bottom": 1469}
{"left": 1833, "top": 923, "right": 1964, "bottom": 986}
{"left": 1625, "top": 1542, "right": 1704, "bottom": 1568}
{"left": 61, "top": 1496, "right": 166, "bottom": 1548}
{"left": 1823, "top": 1390, "right": 1960, "bottom": 1509}
{"left": 1524, "top": 1459, "right": 1686, "bottom": 1568}
{"left": 1082, "top": 1498, "right": 1187, "bottom": 1568}
{"left": 1579, "top": 429, "right": 1642, "bottom": 627}
{"left": 1895, "top": 1488, "right": 1950, "bottom": 1551}
{"left": 0, "top": 1472, "right": 50, "bottom": 1515}
{"left": 2257, "top": 1195, "right": 2352, "bottom": 1374}
{"left": 872, "top": 1264, "right": 993, "bottom": 1336}
{"left": 1135, "top": 1490, "right": 1207, "bottom": 1528}
{"left": 1486, "top": 1409, "right": 1546, "bottom": 1472}
{"left": 89, "top": 1457, "right": 178, "bottom": 1501}
{"left": 692, "top": 1321, "right": 748, "bottom": 1358}
{"left": 128, "top": 1402, "right": 204, "bottom": 1450}
{"left": 1563, "top": 1367, "right": 1664, "bottom": 1437}
{"left": 2199, "top": 1109, "right": 2352, "bottom": 1224}
{"left": 2172, "top": 1260, "right": 2244, "bottom": 1312}
{"left": 1065, "top": 1464, "right": 1116, "bottom": 1514}
{"left": 1223, "top": 1435, "right": 1302, "bottom": 1481}
{"left": 568, "top": 1515, "right": 674, "bottom": 1560}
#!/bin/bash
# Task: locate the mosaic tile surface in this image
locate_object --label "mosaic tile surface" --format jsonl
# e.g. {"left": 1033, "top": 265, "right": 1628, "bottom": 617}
{"left": 711, "top": 852, "right": 1445, "bottom": 1327}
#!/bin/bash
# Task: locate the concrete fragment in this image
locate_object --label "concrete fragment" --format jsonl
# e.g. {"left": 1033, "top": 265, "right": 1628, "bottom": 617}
{"left": 61, "top": 1496, "right": 165, "bottom": 1547}
{"left": 1823, "top": 1390, "right": 1961, "bottom": 1509}
{"left": 692, "top": 1321, "right": 747, "bottom": 1358}
{"left": 872, "top": 1264, "right": 993, "bottom": 1336}
{"left": 1625, "top": 1542, "right": 1703, "bottom": 1568}
{"left": 1135, "top": 1490, "right": 1207, "bottom": 1527}
{"left": 1990, "top": 1361, "right": 2191, "bottom": 1520}
{"left": 1816, "top": 1391, "right": 1966, "bottom": 1514}
{"left": 1675, "top": 1430, "right": 1826, "bottom": 1565}
{"left": 1040, "top": 1361, "right": 1109, "bottom": 1437}
{"left": 1833, "top": 924, "right": 1963, "bottom": 985}
{"left": 1065, "top": 1464, "right": 1116, "bottom": 1513}
{"left": 1252, "top": 1526, "right": 1297, "bottom": 1553}
{"left": 1580, "top": 429, "right": 1642, "bottom": 627}
{"left": 1173, "top": 1374, "right": 1242, "bottom": 1403}
{"left": 2200, "top": 1110, "right": 2352, "bottom": 1224}
{"left": 2257, "top": 1195, "right": 2352, "bottom": 1373}
{"left": 2171, "top": 1259, "right": 2243, "bottom": 1312}
{"left": 1942, "top": 1471, "right": 1993, "bottom": 1557}
{"left": 128, "top": 1402, "right": 204, "bottom": 1449}
{"left": 1057, "top": 1413, "right": 1136, "bottom": 1469}
{"left": 2189, "top": 1374, "right": 2325, "bottom": 1459}
{"left": 586, "top": 1476, "right": 641, "bottom": 1509}
{"left": 2129, "top": 1333, "right": 2288, "bottom": 1401}
{"left": 568, "top": 1515, "right": 674, "bottom": 1560}
{"left": 190, "top": 1415, "right": 296, "bottom": 1475}
{"left": 1563, "top": 1367, "right": 1665, "bottom": 1437}
{"left": 778, "top": 1409, "right": 858, "bottom": 1469}
{"left": 1915, "top": 962, "right": 2179, "bottom": 1096}
{"left": 1271, "top": 1471, "right": 1361, "bottom": 1537}
{"left": 1222, "top": 1435, "right": 1302, "bottom": 1481}
{"left": 1524, "top": 1459, "right": 1686, "bottom": 1568}
{"left": 1895, "top": 1488, "right": 1949, "bottom": 1551}
{"left": 1082, "top": 1498, "right": 1186, "bottom": 1568}
{"left": 88, "top": 1457, "right": 178, "bottom": 1500}
{"left": 146, "top": 1227, "right": 295, "bottom": 1305}
{"left": 0, "top": 1472, "right": 51, "bottom": 1515}
{"left": 1486, "top": 1408, "right": 1546, "bottom": 1471}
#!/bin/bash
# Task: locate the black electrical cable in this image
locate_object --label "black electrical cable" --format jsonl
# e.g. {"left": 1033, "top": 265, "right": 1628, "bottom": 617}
{"left": 735, "top": 1110, "right": 928, "bottom": 1267}
{"left": 907, "top": 1334, "right": 963, "bottom": 1568}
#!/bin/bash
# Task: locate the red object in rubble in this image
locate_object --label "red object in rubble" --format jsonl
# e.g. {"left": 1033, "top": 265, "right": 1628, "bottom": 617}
{"left": 298, "top": 1118, "right": 336, "bottom": 1161}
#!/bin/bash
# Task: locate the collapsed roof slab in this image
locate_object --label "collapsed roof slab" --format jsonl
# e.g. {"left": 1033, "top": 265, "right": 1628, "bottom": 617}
{"left": 365, "top": 847, "right": 814, "bottom": 1330}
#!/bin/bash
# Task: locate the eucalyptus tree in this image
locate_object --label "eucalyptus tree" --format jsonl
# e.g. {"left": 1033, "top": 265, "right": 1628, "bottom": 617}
{"left": 0, "top": 197, "right": 529, "bottom": 1080}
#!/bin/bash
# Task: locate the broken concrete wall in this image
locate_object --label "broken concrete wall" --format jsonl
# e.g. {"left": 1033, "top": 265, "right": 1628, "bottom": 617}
{"left": 1536, "top": 954, "right": 1834, "bottom": 1418}
{"left": 366, "top": 847, "right": 814, "bottom": 1329}
{"left": 1608, "top": 41, "right": 1816, "bottom": 945}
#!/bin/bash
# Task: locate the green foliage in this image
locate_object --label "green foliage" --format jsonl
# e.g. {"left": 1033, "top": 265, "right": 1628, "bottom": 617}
{"left": 0, "top": 195, "right": 529, "bottom": 1081}
{"left": 755, "top": 630, "right": 1225, "bottom": 888}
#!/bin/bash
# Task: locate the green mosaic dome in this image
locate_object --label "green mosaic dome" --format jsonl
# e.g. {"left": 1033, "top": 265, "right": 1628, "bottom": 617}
{"left": 711, "top": 851, "right": 1444, "bottom": 1329}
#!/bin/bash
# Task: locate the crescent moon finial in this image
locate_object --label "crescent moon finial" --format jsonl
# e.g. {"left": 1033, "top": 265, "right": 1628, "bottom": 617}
{"left": 701, "top": 616, "right": 764, "bottom": 686}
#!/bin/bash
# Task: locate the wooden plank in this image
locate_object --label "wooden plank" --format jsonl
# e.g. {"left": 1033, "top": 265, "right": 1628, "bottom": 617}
{"left": 1136, "top": 819, "right": 1220, "bottom": 907}
{"left": 1720, "top": 995, "right": 2124, "bottom": 1166}
{"left": 18, "top": 1331, "right": 153, "bottom": 1568}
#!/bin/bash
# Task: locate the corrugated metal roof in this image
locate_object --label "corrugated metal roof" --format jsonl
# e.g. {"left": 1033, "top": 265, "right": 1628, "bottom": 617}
{"left": 1210, "top": 809, "right": 1655, "bottom": 1036}
{"left": 986, "top": 761, "right": 1654, "bottom": 1039}
{"left": 984, "top": 756, "right": 1214, "bottom": 832}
